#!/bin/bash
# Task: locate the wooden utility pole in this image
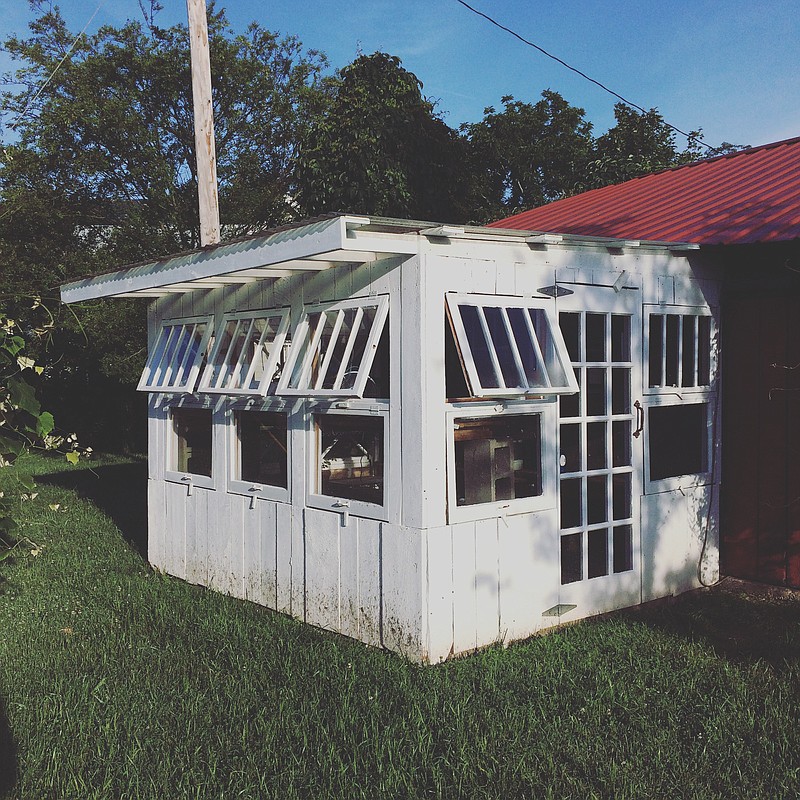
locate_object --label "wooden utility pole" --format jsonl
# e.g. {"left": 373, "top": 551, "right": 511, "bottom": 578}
{"left": 186, "top": 0, "right": 220, "bottom": 246}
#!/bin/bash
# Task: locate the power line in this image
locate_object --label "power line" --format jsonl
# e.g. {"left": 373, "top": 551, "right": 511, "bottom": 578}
{"left": 453, "top": 0, "right": 712, "bottom": 151}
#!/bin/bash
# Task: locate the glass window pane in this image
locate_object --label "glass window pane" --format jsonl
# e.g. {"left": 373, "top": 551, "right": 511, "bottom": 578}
{"left": 612, "top": 473, "right": 631, "bottom": 520}
{"left": 649, "top": 403, "right": 708, "bottom": 480}
{"left": 559, "top": 312, "right": 581, "bottom": 362}
{"left": 613, "top": 525, "right": 633, "bottom": 573}
{"left": 341, "top": 307, "right": 378, "bottom": 391}
{"left": 585, "top": 314, "right": 606, "bottom": 362}
{"left": 611, "top": 315, "right": 630, "bottom": 362}
{"left": 587, "top": 475, "right": 607, "bottom": 524}
{"left": 319, "top": 414, "right": 384, "bottom": 505}
{"left": 560, "top": 478, "right": 582, "bottom": 529}
{"left": 649, "top": 314, "right": 663, "bottom": 387}
{"left": 529, "top": 308, "right": 567, "bottom": 386}
{"left": 612, "top": 421, "right": 632, "bottom": 467}
{"left": 611, "top": 368, "right": 631, "bottom": 415}
{"left": 454, "top": 415, "right": 542, "bottom": 506}
{"left": 508, "top": 307, "right": 546, "bottom": 386}
{"left": 247, "top": 316, "right": 286, "bottom": 391}
{"left": 665, "top": 315, "right": 680, "bottom": 386}
{"left": 459, "top": 305, "right": 499, "bottom": 389}
{"left": 560, "top": 369, "right": 581, "bottom": 418}
{"left": 560, "top": 532, "right": 583, "bottom": 584}
{"left": 681, "top": 315, "right": 697, "bottom": 388}
{"left": 321, "top": 307, "right": 359, "bottom": 390}
{"left": 173, "top": 407, "right": 212, "bottom": 477}
{"left": 586, "top": 368, "right": 607, "bottom": 416}
{"left": 237, "top": 411, "right": 287, "bottom": 488}
{"left": 698, "top": 316, "right": 711, "bottom": 385}
{"left": 560, "top": 424, "right": 581, "bottom": 473}
{"left": 586, "top": 421, "right": 607, "bottom": 470}
{"left": 588, "top": 529, "right": 609, "bottom": 578}
{"left": 484, "top": 307, "right": 521, "bottom": 388}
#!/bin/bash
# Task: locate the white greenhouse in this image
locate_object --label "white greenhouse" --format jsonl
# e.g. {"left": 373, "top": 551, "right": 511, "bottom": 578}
{"left": 61, "top": 214, "right": 720, "bottom": 662}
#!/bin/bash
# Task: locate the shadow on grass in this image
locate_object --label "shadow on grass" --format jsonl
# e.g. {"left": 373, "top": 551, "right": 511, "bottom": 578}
{"left": 0, "top": 695, "right": 18, "bottom": 797}
{"left": 616, "top": 578, "right": 800, "bottom": 669}
{"left": 38, "top": 461, "right": 149, "bottom": 557}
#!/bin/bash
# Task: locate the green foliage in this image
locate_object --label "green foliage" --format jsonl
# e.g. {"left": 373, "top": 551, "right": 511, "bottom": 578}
{"left": 295, "top": 52, "right": 471, "bottom": 222}
{"left": 462, "top": 91, "right": 595, "bottom": 220}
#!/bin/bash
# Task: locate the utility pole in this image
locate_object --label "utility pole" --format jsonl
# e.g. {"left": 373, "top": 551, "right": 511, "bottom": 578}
{"left": 186, "top": 0, "right": 220, "bottom": 246}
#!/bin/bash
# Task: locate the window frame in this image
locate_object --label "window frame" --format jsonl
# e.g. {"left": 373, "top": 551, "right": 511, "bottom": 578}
{"left": 165, "top": 399, "right": 217, "bottom": 491}
{"left": 277, "top": 295, "right": 390, "bottom": 398}
{"left": 643, "top": 394, "right": 715, "bottom": 495}
{"left": 446, "top": 402, "right": 557, "bottom": 524}
{"left": 227, "top": 400, "right": 291, "bottom": 504}
{"left": 306, "top": 406, "right": 390, "bottom": 521}
{"left": 138, "top": 315, "right": 215, "bottom": 393}
{"left": 198, "top": 308, "right": 291, "bottom": 396}
{"left": 643, "top": 304, "right": 717, "bottom": 395}
{"left": 445, "top": 293, "right": 579, "bottom": 398}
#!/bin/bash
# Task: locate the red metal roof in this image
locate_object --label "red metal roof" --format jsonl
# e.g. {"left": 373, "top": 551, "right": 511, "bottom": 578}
{"left": 489, "top": 137, "right": 800, "bottom": 245}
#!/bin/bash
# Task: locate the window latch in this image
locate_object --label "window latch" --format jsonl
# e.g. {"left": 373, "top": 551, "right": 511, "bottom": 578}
{"left": 333, "top": 499, "right": 350, "bottom": 527}
{"left": 248, "top": 486, "right": 262, "bottom": 509}
{"left": 181, "top": 475, "right": 193, "bottom": 496}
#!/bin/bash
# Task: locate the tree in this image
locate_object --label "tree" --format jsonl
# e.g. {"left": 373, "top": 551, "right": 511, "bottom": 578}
{"left": 582, "top": 103, "right": 701, "bottom": 189}
{"left": 295, "top": 52, "right": 470, "bottom": 222}
{"left": 462, "top": 90, "right": 595, "bottom": 221}
{"left": 0, "top": 1, "right": 326, "bottom": 449}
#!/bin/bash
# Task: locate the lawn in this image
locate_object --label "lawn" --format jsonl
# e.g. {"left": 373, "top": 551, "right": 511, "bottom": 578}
{"left": 1, "top": 452, "right": 799, "bottom": 799}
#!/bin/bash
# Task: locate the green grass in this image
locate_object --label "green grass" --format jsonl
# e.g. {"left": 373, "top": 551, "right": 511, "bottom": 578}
{"left": 1, "top": 453, "right": 800, "bottom": 799}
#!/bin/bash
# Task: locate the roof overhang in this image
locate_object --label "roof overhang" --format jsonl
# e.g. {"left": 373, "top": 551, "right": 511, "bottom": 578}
{"left": 60, "top": 213, "right": 700, "bottom": 304}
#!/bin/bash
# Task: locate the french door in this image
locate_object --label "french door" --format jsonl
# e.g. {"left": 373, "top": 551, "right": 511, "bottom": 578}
{"left": 555, "top": 285, "right": 643, "bottom": 616}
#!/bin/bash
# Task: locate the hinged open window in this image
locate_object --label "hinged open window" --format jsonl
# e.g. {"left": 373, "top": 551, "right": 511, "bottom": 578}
{"left": 446, "top": 293, "right": 578, "bottom": 397}
{"left": 138, "top": 316, "right": 214, "bottom": 393}
{"left": 198, "top": 309, "right": 290, "bottom": 395}
{"left": 277, "top": 296, "right": 389, "bottom": 397}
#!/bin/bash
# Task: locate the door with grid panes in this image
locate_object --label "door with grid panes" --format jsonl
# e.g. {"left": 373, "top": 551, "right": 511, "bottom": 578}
{"left": 556, "top": 286, "right": 643, "bottom": 615}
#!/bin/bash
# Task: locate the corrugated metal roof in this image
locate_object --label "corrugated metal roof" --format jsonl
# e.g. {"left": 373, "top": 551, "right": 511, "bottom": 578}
{"left": 489, "top": 136, "right": 800, "bottom": 245}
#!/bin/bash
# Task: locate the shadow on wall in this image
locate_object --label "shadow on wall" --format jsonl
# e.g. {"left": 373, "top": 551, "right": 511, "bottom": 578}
{"left": 0, "top": 695, "right": 18, "bottom": 796}
{"left": 38, "top": 461, "right": 149, "bottom": 557}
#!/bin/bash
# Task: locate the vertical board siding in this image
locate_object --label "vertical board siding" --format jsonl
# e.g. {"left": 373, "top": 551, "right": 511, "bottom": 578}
{"left": 473, "top": 518, "right": 501, "bottom": 648}
{"left": 164, "top": 481, "right": 188, "bottom": 580}
{"left": 275, "top": 503, "right": 293, "bottom": 614}
{"left": 425, "top": 525, "right": 454, "bottom": 662}
{"left": 357, "top": 520, "right": 383, "bottom": 648}
{"left": 382, "top": 525, "right": 424, "bottom": 660}
{"left": 303, "top": 507, "right": 341, "bottom": 630}
{"left": 147, "top": 479, "right": 167, "bottom": 570}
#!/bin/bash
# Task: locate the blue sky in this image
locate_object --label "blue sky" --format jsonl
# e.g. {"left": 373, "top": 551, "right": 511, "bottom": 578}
{"left": 2, "top": 0, "right": 798, "bottom": 149}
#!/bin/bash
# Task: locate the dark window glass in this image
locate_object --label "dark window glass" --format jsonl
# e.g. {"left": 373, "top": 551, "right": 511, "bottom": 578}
{"left": 559, "top": 312, "right": 581, "bottom": 362}
{"left": 459, "top": 305, "right": 498, "bottom": 388}
{"left": 559, "top": 369, "right": 581, "bottom": 418}
{"left": 588, "top": 529, "right": 609, "bottom": 578}
{"left": 319, "top": 414, "right": 384, "bottom": 505}
{"left": 665, "top": 315, "right": 680, "bottom": 386}
{"left": 445, "top": 319, "right": 470, "bottom": 400}
{"left": 698, "top": 316, "right": 711, "bottom": 385}
{"left": 612, "top": 473, "right": 631, "bottom": 521}
{"left": 561, "top": 533, "right": 583, "bottom": 584}
{"left": 560, "top": 478, "right": 582, "bottom": 529}
{"left": 364, "top": 323, "right": 390, "bottom": 399}
{"left": 173, "top": 407, "right": 212, "bottom": 477}
{"left": 586, "top": 314, "right": 606, "bottom": 362}
{"left": 586, "top": 368, "right": 607, "bottom": 416}
{"left": 237, "top": 411, "right": 288, "bottom": 488}
{"left": 586, "top": 475, "right": 607, "bottom": 524}
{"left": 586, "top": 422, "right": 607, "bottom": 470}
{"left": 613, "top": 525, "right": 633, "bottom": 573}
{"left": 649, "top": 314, "right": 663, "bottom": 387}
{"left": 611, "top": 315, "right": 630, "bottom": 362}
{"left": 611, "top": 368, "right": 630, "bottom": 415}
{"left": 560, "top": 424, "right": 581, "bottom": 473}
{"left": 649, "top": 403, "right": 708, "bottom": 480}
{"left": 508, "top": 308, "right": 545, "bottom": 386}
{"left": 454, "top": 415, "right": 542, "bottom": 506}
{"left": 612, "top": 421, "right": 632, "bottom": 467}
{"left": 484, "top": 307, "right": 520, "bottom": 388}
{"left": 681, "top": 315, "right": 696, "bottom": 388}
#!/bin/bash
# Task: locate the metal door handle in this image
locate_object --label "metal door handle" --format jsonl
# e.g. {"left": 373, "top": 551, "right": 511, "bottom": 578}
{"left": 633, "top": 400, "right": 644, "bottom": 438}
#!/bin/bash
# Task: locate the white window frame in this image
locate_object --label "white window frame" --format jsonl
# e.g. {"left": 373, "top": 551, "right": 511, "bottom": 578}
{"left": 446, "top": 402, "right": 557, "bottom": 524}
{"left": 138, "top": 315, "right": 214, "bottom": 393}
{"left": 307, "top": 406, "right": 390, "bottom": 522}
{"left": 642, "top": 394, "right": 715, "bottom": 495}
{"left": 164, "top": 399, "right": 217, "bottom": 492}
{"left": 198, "top": 308, "right": 291, "bottom": 396}
{"left": 446, "top": 293, "right": 578, "bottom": 398}
{"left": 643, "top": 304, "right": 717, "bottom": 395}
{"left": 226, "top": 400, "right": 291, "bottom": 504}
{"left": 277, "top": 295, "right": 389, "bottom": 398}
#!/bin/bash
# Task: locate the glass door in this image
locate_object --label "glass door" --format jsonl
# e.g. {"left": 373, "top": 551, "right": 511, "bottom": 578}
{"left": 555, "top": 285, "right": 643, "bottom": 616}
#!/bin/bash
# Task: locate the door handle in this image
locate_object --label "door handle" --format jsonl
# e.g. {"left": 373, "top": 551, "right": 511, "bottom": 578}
{"left": 633, "top": 400, "right": 644, "bottom": 438}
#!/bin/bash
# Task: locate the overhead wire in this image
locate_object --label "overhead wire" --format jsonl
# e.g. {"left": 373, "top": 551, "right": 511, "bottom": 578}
{"left": 453, "top": 0, "right": 714, "bottom": 151}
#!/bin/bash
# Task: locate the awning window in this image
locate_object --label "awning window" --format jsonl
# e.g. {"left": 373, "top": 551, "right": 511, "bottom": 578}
{"left": 277, "top": 296, "right": 389, "bottom": 397}
{"left": 198, "top": 309, "right": 290, "bottom": 395}
{"left": 446, "top": 293, "right": 577, "bottom": 397}
{"left": 138, "top": 316, "right": 214, "bottom": 393}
